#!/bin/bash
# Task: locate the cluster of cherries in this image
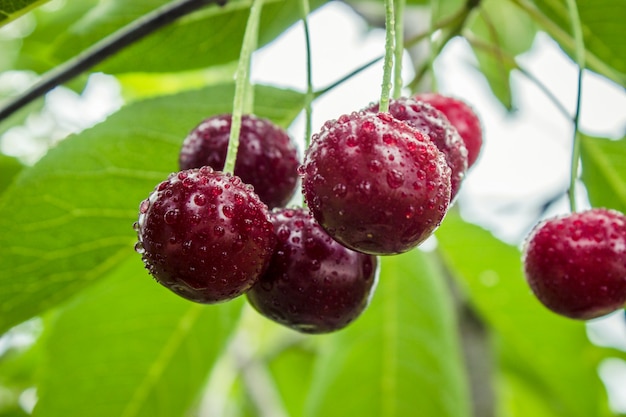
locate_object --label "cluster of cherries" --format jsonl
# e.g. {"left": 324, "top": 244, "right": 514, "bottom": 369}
{"left": 135, "top": 93, "right": 481, "bottom": 333}
{"left": 135, "top": 91, "right": 626, "bottom": 333}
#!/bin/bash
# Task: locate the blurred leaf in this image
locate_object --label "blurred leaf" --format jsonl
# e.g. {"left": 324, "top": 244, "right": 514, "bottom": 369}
{"left": 0, "top": 0, "right": 49, "bottom": 28}
{"left": 304, "top": 250, "right": 471, "bottom": 417}
{"left": 13, "top": 0, "right": 327, "bottom": 75}
{"left": 0, "top": 83, "right": 304, "bottom": 335}
{"left": 266, "top": 337, "right": 316, "bottom": 417}
{"left": 436, "top": 212, "right": 615, "bottom": 417}
{"left": 0, "top": 154, "right": 22, "bottom": 193}
{"left": 468, "top": 0, "right": 537, "bottom": 109}
{"left": 580, "top": 135, "right": 626, "bottom": 213}
{"left": 529, "top": 0, "right": 626, "bottom": 86}
{"left": 34, "top": 257, "right": 243, "bottom": 417}
{"left": 13, "top": 0, "right": 99, "bottom": 73}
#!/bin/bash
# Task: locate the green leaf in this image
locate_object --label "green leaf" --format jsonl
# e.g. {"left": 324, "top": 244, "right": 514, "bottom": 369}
{"left": 0, "top": 83, "right": 304, "bottom": 335}
{"left": 580, "top": 135, "right": 626, "bottom": 213}
{"left": 304, "top": 250, "right": 471, "bottom": 417}
{"left": 468, "top": 0, "right": 537, "bottom": 109}
{"left": 13, "top": 0, "right": 327, "bottom": 74}
{"left": 0, "top": 0, "right": 50, "bottom": 28}
{"left": 436, "top": 212, "right": 615, "bottom": 417}
{"left": 528, "top": 0, "right": 626, "bottom": 86}
{"left": 34, "top": 257, "right": 243, "bottom": 417}
{"left": 0, "top": 153, "right": 22, "bottom": 194}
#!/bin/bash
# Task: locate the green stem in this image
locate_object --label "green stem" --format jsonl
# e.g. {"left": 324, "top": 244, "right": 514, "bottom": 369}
{"left": 224, "top": 0, "right": 264, "bottom": 175}
{"left": 407, "top": 2, "right": 474, "bottom": 91}
{"left": 393, "top": 0, "right": 406, "bottom": 99}
{"left": 299, "top": 0, "right": 314, "bottom": 150}
{"left": 312, "top": 9, "right": 468, "bottom": 101}
{"left": 427, "top": 0, "right": 440, "bottom": 92}
{"left": 465, "top": 34, "right": 571, "bottom": 120}
{"left": 565, "top": 0, "right": 585, "bottom": 213}
{"left": 379, "top": 0, "right": 396, "bottom": 113}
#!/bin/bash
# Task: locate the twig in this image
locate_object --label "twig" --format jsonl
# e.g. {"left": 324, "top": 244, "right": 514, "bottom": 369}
{"left": 0, "top": 0, "right": 227, "bottom": 123}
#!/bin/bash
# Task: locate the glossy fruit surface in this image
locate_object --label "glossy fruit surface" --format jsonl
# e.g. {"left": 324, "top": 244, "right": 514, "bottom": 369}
{"left": 301, "top": 111, "right": 451, "bottom": 255}
{"left": 247, "top": 208, "right": 379, "bottom": 333}
{"left": 415, "top": 93, "right": 482, "bottom": 168}
{"left": 179, "top": 113, "right": 299, "bottom": 209}
{"left": 135, "top": 167, "right": 276, "bottom": 303}
{"left": 523, "top": 208, "right": 626, "bottom": 320}
{"left": 365, "top": 97, "right": 468, "bottom": 201}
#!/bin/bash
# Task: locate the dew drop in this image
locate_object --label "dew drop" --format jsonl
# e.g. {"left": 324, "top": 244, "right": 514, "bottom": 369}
{"left": 134, "top": 241, "right": 145, "bottom": 254}
{"left": 164, "top": 209, "right": 180, "bottom": 224}
{"left": 132, "top": 221, "right": 140, "bottom": 232}
{"left": 277, "top": 225, "right": 291, "bottom": 242}
{"left": 222, "top": 205, "right": 235, "bottom": 218}
{"left": 368, "top": 159, "right": 383, "bottom": 173}
{"left": 386, "top": 169, "right": 404, "bottom": 189}
{"left": 346, "top": 136, "right": 358, "bottom": 147}
{"left": 139, "top": 199, "right": 150, "bottom": 213}
{"left": 194, "top": 194, "right": 207, "bottom": 206}
{"left": 332, "top": 183, "right": 347, "bottom": 197}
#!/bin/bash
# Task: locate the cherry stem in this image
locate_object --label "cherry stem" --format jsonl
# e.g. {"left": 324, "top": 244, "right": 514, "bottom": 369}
{"left": 0, "top": 0, "right": 226, "bottom": 124}
{"left": 313, "top": 10, "right": 466, "bottom": 100}
{"left": 465, "top": 34, "right": 571, "bottom": 121}
{"left": 392, "top": 0, "right": 405, "bottom": 99}
{"left": 407, "top": 1, "right": 475, "bottom": 92}
{"left": 224, "top": 0, "right": 264, "bottom": 176}
{"left": 565, "top": 0, "right": 585, "bottom": 213}
{"left": 299, "top": 0, "right": 314, "bottom": 150}
{"left": 379, "top": 0, "right": 396, "bottom": 113}
{"left": 427, "top": 0, "right": 441, "bottom": 93}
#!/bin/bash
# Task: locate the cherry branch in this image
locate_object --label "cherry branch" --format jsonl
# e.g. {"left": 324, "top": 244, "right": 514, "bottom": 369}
{"left": 0, "top": 0, "right": 227, "bottom": 123}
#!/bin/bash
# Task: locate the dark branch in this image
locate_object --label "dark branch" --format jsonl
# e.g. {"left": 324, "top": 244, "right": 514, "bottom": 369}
{"left": 0, "top": 0, "right": 227, "bottom": 123}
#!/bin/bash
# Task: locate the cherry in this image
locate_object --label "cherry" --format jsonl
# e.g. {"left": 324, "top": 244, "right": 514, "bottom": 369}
{"left": 179, "top": 114, "right": 299, "bottom": 209}
{"left": 365, "top": 97, "right": 468, "bottom": 201}
{"left": 135, "top": 167, "right": 276, "bottom": 304}
{"left": 246, "top": 207, "right": 379, "bottom": 333}
{"left": 522, "top": 208, "right": 626, "bottom": 320}
{"left": 300, "top": 111, "right": 451, "bottom": 255}
{"left": 415, "top": 93, "right": 482, "bottom": 168}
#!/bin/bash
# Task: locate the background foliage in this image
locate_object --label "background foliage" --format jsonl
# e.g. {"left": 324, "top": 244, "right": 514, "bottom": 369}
{"left": 0, "top": 0, "right": 625, "bottom": 416}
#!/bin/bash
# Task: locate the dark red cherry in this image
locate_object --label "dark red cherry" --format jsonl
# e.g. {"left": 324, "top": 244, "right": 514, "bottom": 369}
{"left": 247, "top": 208, "right": 379, "bottom": 333}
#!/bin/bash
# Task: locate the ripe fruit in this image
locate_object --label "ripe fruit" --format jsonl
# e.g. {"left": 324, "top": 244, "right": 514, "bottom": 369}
{"left": 246, "top": 207, "right": 379, "bottom": 333}
{"left": 365, "top": 97, "right": 468, "bottom": 201}
{"left": 179, "top": 114, "right": 299, "bottom": 209}
{"left": 415, "top": 93, "right": 482, "bottom": 168}
{"left": 135, "top": 167, "right": 276, "bottom": 303}
{"left": 522, "top": 208, "right": 626, "bottom": 320}
{"left": 300, "top": 111, "right": 451, "bottom": 255}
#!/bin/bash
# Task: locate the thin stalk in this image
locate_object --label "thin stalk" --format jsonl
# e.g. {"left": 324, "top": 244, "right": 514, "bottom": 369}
{"left": 312, "top": 8, "right": 470, "bottom": 100}
{"left": 299, "top": 0, "right": 314, "bottom": 150}
{"left": 393, "top": 0, "right": 406, "bottom": 99}
{"left": 0, "top": 0, "right": 226, "bottom": 123}
{"left": 565, "top": 0, "right": 585, "bottom": 213}
{"left": 223, "top": 0, "right": 264, "bottom": 175}
{"left": 465, "top": 34, "right": 571, "bottom": 120}
{"left": 379, "top": 0, "right": 396, "bottom": 113}
{"left": 427, "top": 0, "right": 441, "bottom": 92}
{"left": 407, "top": 1, "right": 474, "bottom": 91}
{"left": 509, "top": 0, "right": 623, "bottom": 86}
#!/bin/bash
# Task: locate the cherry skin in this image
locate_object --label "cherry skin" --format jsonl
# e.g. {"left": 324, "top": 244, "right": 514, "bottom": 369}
{"left": 246, "top": 207, "right": 379, "bottom": 334}
{"left": 135, "top": 167, "right": 276, "bottom": 303}
{"left": 179, "top": 113, "right": 299, "bottom": 209}
{"left": 300, "top": 111, "right": 451, "bottom": 255}
{"left": 415, "top": 93, "right": 482, "bottom": 169}
{"left": 523, "top": 208, "right": 626, "bottom": 320}
{"left": 365, "top": 97, "right": 468, "bottom": 201}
